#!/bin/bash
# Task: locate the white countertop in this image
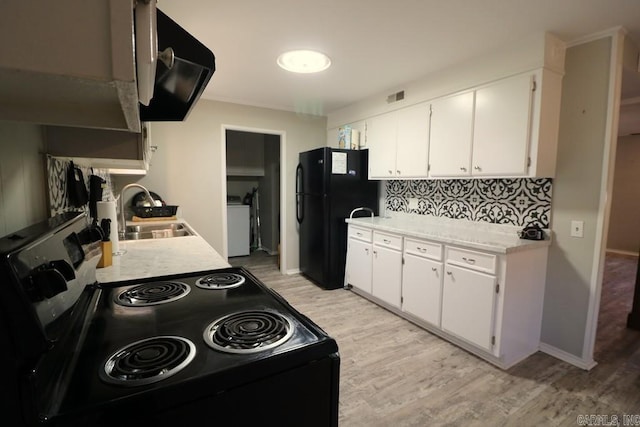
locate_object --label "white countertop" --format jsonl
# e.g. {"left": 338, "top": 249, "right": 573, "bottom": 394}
{"left": 346, "top": 213, "right": 550, "bottom": 254}
{"left": 95, "top": 221, "right": 229, "bottom": 284}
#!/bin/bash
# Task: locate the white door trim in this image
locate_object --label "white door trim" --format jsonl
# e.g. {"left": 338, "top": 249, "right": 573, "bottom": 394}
{"left": 221, "top": 124, "right": 287, "bottom": 273}
{"left": 581, "top": 28, "right": 625, "bottom": 365}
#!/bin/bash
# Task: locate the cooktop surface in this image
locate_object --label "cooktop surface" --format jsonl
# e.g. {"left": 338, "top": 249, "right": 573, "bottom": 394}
{"left": 46, "top": 267, "right": 337, "bottom": 421}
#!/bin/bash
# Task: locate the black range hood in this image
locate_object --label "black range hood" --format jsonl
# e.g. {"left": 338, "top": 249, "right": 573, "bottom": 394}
{"left": 140, "top": 8, "right": 215, "bottom": 122}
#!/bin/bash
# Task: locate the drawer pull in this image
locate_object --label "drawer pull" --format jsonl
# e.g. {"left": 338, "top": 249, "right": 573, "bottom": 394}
{"left": 462, "top": 257, "right": 476, "bottom": 264}
{"left": 356, "top": 232, "right": 363, "bottom": 237}
{"left": 383, "top": 239, "right": 391, "bottom": 244}
{"left": 417, "top": 247, "right": 427, "bottom": 252}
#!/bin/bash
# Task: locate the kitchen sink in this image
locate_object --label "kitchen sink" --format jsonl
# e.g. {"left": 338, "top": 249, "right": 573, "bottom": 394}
{"left": 122, "top": 222, "right": 195, "bottom": 240}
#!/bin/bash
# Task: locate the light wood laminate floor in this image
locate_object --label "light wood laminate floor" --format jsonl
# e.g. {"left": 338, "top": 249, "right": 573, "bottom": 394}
{"left": 230, "top": 252, "right": 640, "bottom": 426}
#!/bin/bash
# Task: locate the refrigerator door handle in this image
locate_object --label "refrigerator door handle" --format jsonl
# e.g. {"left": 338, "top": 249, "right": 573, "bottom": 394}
{"left": 296, "top": 163, "right": 304, "bottom": 224}
{"left": 296, "top": 194, "right": 304, "bottom": 224}
{"left": 296, "top": 163, "right": 303, "bottom": 194}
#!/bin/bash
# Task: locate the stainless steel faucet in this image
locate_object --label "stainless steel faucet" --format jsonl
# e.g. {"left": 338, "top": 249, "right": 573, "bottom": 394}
{"left": 118, "top": 183, "right": 154, "bottom": 239}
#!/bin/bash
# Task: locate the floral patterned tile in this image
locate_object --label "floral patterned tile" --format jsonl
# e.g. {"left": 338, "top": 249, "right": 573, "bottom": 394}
{"left": 385, "top": 178, "right": 552, "bottom": 228}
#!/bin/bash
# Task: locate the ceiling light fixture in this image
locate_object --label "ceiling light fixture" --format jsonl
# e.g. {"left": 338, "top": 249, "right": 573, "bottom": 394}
{"left": 277, "top": 49, "right": 331, "bottom": 74}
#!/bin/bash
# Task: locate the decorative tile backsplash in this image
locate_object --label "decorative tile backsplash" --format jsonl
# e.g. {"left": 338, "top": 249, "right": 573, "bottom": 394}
{"left": 385, "top": 178, "right": 552, "bottom": 228}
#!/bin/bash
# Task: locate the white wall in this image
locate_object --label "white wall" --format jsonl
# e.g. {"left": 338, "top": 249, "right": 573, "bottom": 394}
{"left": 541, "top": 35, "right": 617, "bottom": 365}
{"left": 0, "top": 120, "right": 47, "bottom": 237}
{"left": 117, "top": 100, "right": 326, "bottom": 271}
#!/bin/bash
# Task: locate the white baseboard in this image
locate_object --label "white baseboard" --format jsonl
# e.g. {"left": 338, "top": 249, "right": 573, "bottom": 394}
{"left": 606, "top": 248, "right": 639, "bottom": 257}
{"left": 539, "top": 342, "right": 597, "bottom": 370}
{"left": 286, "top": 268, "right": 301, "bottom": 275}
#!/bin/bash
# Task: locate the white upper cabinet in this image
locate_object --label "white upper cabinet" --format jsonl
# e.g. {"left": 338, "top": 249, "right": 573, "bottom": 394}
{"left": 0, "top": 0, "right": 141, "bottom": 132}
{"left": 429, "top": 69, "right": 561, "bottom": 178}
{"left": 367, "top": 112, "right": 398, "bottom": 178}
{"left": 428, "top": 91, "right": 475, "bottom": 177}
{"left": 472, "top": 74, "right": 533, "bottom": 176}
{"left": 367, "top": 102, "right": 430, "bottom": 179}
{"left": 395, "top": 103, "right": 431, "bottom": 178}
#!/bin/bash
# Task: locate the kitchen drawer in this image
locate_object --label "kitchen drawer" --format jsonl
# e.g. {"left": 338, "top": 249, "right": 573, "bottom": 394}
{"left": 373, "top": 231, "right": 402, "bottom": 250}
{"left": 446, "top": 246, "right": 496, "bottom": 274}
{"left": 404, "top": 238, "right": 442, "bottom": 261}
{"left": 349, "top": 226, "right": 372, "bottom": 242}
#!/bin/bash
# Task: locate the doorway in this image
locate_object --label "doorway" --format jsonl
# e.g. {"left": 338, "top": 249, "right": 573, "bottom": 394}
{"left": 592, "top": 36, "right": 640, "bottom": 363}
{"left": 222, "top": 128, "right": 283, "bottom": 272}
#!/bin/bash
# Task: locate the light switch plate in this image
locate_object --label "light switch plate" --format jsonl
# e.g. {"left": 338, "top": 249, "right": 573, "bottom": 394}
{"left": 570, "top": 220, "right": 584, "bottom": 238}
{"left": 408, "top": 198, "right": 419, "bottom": 210}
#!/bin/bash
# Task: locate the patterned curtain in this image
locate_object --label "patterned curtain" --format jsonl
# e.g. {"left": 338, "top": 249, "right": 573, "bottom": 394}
{"left": 46, "top": 156, "right": 113, "bottom": 217}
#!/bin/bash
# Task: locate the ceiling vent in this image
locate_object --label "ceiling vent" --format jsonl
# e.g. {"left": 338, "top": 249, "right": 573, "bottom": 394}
{"left": 386, "top": 90, "right": 405, "bottom": 103}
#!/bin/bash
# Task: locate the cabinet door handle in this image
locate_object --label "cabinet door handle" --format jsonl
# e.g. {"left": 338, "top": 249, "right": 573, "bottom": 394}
{"left": 431, "top": 267, "right": 437, "bottom": 272}
{"left": 446, "top": 271, "right": 452, "bottom": 275}
{"left": 459, "top": 167, "right": 467, "bottom": 172}
{"left": 388, "top": 169, "right": 393, "bottom": 175}
{"left": 474, "top": 166, "right": 481, "bottom": 171}
{"left": 365, "top": 248, "right": 369, "bottom": 254}
{"left": 373, "top": 250, "right": 377, "bottom": 256}
{"left": 462, "top": 257, "right": 476, "bottom": 264}
{"left": 396, "top": 170, "right": 401, "bottom": 175}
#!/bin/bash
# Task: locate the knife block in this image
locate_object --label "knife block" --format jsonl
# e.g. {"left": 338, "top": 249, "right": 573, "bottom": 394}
{"left": 97, "top": 241, "right": 112, "bottom": 268}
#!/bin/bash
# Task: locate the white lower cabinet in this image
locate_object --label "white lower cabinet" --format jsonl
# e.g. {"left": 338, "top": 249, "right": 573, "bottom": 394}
{"left": 441, "top": 264, "right": 496, "bottom": 351}
{"left": 344, "top": 222, "right": 549, "bottom": 369}
{"left": 346, "top": 238, "right": 372, "bottom": 293}
{"left": 345, "top": 226, "right": 372, "bottom": 293}
{"left": 402, "top": 254, "right": 443, "bottom": 327}
{"left": 401, "top": 238, "right": 443, "bottom": 327}
{"left": 371, "top": 232, "right": 402, "bottom": 308}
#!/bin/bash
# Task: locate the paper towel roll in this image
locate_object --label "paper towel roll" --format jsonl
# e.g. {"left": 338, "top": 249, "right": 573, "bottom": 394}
{"left": 96, "top": 201, "right": 119, "bottom": 254}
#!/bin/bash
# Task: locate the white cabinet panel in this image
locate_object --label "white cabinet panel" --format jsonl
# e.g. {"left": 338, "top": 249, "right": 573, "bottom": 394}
{"left": 429, "top": 91, "right": 474, "bottom": 177}
{"left": 441, "top": 264, "right": 496, "bottom": 351}
{"left": 473, "top": 74, "right": 533, "bottom": 176}
{"left": 367, "top": 102, "right": 430, "bottom": 179}
{"left": 395, "top": 103, "right": 430, "bottom": 178}
{"left": 402, "top": 254, "right": 443, "bottom": 327}
{"left": 366, "top": 113, "right": 397, "bottom": 178}
{"left": 372, "top": 244, "right": 402, "bottom": 308}
{"left": 346, "top": 238, "right": 372, "bottom": 293}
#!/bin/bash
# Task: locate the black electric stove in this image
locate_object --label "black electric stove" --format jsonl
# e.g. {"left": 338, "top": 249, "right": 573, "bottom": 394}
{"left": 0, "top": 212, "right": 339, "bottom": 426}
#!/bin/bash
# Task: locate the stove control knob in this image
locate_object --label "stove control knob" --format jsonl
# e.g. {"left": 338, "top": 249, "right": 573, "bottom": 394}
{"left": 27, "top": 267, "right": 69, "bottom": 301}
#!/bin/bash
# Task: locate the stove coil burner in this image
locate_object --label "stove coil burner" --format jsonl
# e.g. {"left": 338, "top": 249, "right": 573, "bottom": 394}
{"left": 203, "top": 310, "right": 294, "bottom": 354}
{"left": 195, "top": 272, "right": 245, "bottom": 290}
{"left": 101, "top": 336, "right": 196, "bottom": 386}
{"left": 115, "top": 281, "right": 191, "bottom": 307}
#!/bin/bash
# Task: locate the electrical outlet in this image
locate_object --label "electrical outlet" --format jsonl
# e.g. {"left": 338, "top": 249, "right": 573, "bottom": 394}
{"left": 570, "top": 220, "right": 584, "bottom": 238}
{"left": 408, "top": 198, "right": 419, "bottom": 210}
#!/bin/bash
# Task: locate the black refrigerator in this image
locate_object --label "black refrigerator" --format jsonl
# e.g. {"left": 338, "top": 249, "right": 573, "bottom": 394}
{"left": 296, "top": 147, "right": 379, "bottom": 290}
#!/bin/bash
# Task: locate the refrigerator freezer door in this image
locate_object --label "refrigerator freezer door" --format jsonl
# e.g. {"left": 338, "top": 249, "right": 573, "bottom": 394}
{"left": 297, "top": 148, "right": 326, "bottom": 196}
